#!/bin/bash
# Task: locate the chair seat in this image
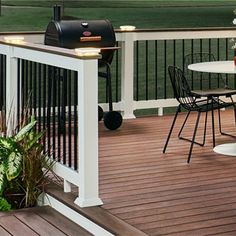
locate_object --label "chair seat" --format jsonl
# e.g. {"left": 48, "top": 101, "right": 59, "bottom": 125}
{"left": 185, "top": 98, "right": 234, "bottom": 112}
{"left": 191, "top": 88, "right": 236, "bottom": 97}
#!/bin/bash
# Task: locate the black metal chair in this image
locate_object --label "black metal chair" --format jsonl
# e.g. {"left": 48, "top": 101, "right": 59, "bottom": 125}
{"left": 163, "top": 66, "right": 236, "bottom": 163}
{"left": 184, "top": 52, "right": 236, "bottom": 112}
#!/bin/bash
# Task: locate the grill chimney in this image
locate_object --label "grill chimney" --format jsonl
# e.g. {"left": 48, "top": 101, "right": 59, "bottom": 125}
{"left": 53, "top": 5, "right": 61, "bottom": 21}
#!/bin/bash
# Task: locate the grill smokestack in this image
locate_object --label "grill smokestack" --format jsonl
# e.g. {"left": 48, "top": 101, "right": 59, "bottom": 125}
{"left": 53, "top": 5, "right": 61, "bottom": 21}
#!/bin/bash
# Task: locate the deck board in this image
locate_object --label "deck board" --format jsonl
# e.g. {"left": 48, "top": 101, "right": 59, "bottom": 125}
{"left": 0, "top": 215, "right": 38, "bottom": 236}
{"left": 98, "top": 109, "right": 236, "bottom": 235}
{"left": 0, "top": 226, "right": 11, "bottom": 236}
{"left": 0, "top": 206, "right": 92, "bottom": 236}
{"left": 14, "top": 211, "right": 67, "bottom": 236}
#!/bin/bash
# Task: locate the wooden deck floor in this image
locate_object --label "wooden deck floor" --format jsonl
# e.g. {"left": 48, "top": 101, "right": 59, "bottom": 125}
{"left": 98, "top": 109, "right": 236, "bottom": 235}
{"left": 0, "top": 206, "right": 92, "bottom": 236}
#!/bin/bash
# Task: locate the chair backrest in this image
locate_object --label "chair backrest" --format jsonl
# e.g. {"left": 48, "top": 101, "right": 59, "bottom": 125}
{"left": 168, "top": 66, "right": 196, "bottom": 110}
{"left": 184, "top": 52, "right": 225, "bottom": 90}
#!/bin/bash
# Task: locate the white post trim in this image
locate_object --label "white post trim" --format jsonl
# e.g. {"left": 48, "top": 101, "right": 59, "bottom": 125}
{"left": 120, "top": 33, "right": 136, "bottom": 119}
{"left": 74, "top": 59, "right": 103, "bottom": 207}
{"left": 6, "top": 46, "right": 18, "bottom": 135}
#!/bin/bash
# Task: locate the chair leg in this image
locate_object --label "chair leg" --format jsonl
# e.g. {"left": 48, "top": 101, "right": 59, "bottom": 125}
{"left": 202, "top": 110, "right": 208, "bottom": 146}
{"left": 218, "top": 108, "right": 222, "bottom": 133}
{"left": 187, "top": 111, "right": 201, "bottom": 163}
{"left": 178, "top": 110, "right": 207, "bottom": 147}
{"left": 218, "top": 107, "right": 236, "bottom": 138}
{"left": 234, "top": 108, "right": 236, "bottom": 126}
{"left": 230, "top": 96, "right": 236, "bottom": 125}
{"left": 211, "top": 103, "right": 216, "bottom": 148}
{"left": 163, "top": 106, "right": 180, "bottom": 153}
{"left": 178, "top": 110, "right": 191, "bottom": 138}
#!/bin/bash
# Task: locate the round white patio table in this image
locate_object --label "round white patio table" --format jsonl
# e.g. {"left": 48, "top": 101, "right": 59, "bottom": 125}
{"left": 188, "top": 60, "right": 236, "bottom": 156}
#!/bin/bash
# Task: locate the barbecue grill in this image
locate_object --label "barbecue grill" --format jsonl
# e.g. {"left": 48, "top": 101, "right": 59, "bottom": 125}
{"left": 44, "top": 7, "right": 123, "bottom": 130}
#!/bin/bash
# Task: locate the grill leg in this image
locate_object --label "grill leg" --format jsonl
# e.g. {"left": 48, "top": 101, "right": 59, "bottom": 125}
{"left": 106, "top": 64, "right": 113, "bottom": 112}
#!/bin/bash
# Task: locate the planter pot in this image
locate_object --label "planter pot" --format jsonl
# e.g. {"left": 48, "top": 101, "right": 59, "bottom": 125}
{"left": 4, "top": 192, "right": 26, "bottom": 209}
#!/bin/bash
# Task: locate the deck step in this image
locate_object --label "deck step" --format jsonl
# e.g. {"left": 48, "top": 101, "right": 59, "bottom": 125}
{"left": 45, "top": 182, "right": 148, "bottom": 236}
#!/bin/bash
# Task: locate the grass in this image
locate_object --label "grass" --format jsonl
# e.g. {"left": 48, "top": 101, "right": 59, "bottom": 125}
{"left": 0, "top": 0, "right": 235, "bottom": 31}
{"left": 3, "top": 0, "right": 236, "bottom": 8}
{"left": 0, "top": 5, "right": 235, "bottom": 31}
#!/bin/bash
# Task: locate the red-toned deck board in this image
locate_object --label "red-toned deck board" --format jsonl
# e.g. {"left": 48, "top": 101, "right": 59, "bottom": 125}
{"left": 0, "top": 206, "right": 92, "bottom": 236}
{"left": 98, "top": 109, "right": 236, "bottom": 235}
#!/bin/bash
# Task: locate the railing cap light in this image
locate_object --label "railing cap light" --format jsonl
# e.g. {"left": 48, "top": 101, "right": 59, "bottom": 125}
{"left": 74, "top": 47, "right": 101, "bottom": 57}
{"left": 4, "top": 36, "right": 25, "bottom": 44}
{"left": 120, "top": 25, "right": 136, "bottom": 31}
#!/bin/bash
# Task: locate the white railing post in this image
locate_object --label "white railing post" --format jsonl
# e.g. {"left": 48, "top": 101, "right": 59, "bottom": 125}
{"left": 6, "top": 46, "right": 18, "bottom": 135}
{"left": 74, "top": 59, "right": 103, "bottom": 207}
{"left": 120, "top": 32, "right": 136, "bottom": 119}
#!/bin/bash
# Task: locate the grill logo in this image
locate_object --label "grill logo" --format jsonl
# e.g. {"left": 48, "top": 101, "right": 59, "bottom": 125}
{"left": 83, "top": 31, "right": 92, "bottom": 37}
{"left": 80, "top": 36, "right": 102, "bottom": 42}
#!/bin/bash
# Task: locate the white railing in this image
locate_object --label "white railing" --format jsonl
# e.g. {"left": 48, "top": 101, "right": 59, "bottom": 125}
{"left": 6, "top": 27, "right": 236, "bottom": 118}
{"left": 114, "top": 27, "right": 236, "bottom": 118}
{"left": 0, "top": 40, "right": 102, "bottom": 207}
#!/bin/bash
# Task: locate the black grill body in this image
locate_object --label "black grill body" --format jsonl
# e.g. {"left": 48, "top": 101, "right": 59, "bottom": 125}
{"left": 45, "top": 20, "right": 116, "bottom": 64}
{"left": 44, "top": 19, "right": 122, "bottom": 130}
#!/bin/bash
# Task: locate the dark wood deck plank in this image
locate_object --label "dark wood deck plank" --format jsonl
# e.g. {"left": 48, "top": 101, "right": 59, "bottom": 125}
{"left": 147, "top": 216, "right": 236, "bottom": 235}
{"left": 0, "top": 206, "right": 93, "bottom": 236}
{"left": 0, "top": 225, "right": 13, "bottom": 236}
{"left": 14, "top": 211, "right": 67, "bottom": 236}
{"left": 0, "top": 215, "right": 38, "bottom": 236}
{"left": 212, "top": 231, "right": 236, "bottom": 236}
{"left": 127, "top": 201, "right": 236, "bottom": 225}
{"left": 155, "top": 223, "right": 236, "bottom": 236}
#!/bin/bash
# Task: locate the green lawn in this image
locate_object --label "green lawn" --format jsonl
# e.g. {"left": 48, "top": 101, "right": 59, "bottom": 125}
{"left": 0, "top": 0, "right": 235, "bottom": 31}
{"left": 3, "top": 0, "right": 236, "bottom": 8}
{"left": 0, "top": 4, "right": 235, "bottom": 31}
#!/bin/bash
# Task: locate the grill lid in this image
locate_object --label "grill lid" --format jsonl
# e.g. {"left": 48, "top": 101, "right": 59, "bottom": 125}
{"left": 45, "top": 19, "right": 116, "bottom": 63}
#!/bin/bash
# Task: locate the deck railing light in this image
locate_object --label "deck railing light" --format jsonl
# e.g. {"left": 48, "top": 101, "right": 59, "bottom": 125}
{"left": 4, "top": 36, "right": 25, "bottom": 44}
{"left": 75, "top": 47, "right": 101, "bottom": 57}
{"left": 120, "top": 25, "right": 136, "bottom": 31}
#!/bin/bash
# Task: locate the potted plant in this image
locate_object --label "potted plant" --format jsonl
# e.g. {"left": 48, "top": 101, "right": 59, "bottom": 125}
{"left": 0, "top": 116, "right": 54, "bottom": 210}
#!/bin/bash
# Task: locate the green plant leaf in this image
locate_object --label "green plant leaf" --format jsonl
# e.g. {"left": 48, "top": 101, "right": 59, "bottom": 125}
{"left": 0, "top": 137, "right": 15, "bottom": 151}
{"left": 0, "top": 138, "right": 16, "bottom": 164}
{"left": 0, "top": 197, "right": 11, "bottom": 211}
{"left": 26, "top": 130, "right": 45, "bottom": 151}
{"left": 0, "top": 164, "right": 5, "bottom": 195}
{"left": 14, "top": 119, "right": 37, "bottom": 142}
{"left": 6, "top": 152, "right": 22, "bottom": 181}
